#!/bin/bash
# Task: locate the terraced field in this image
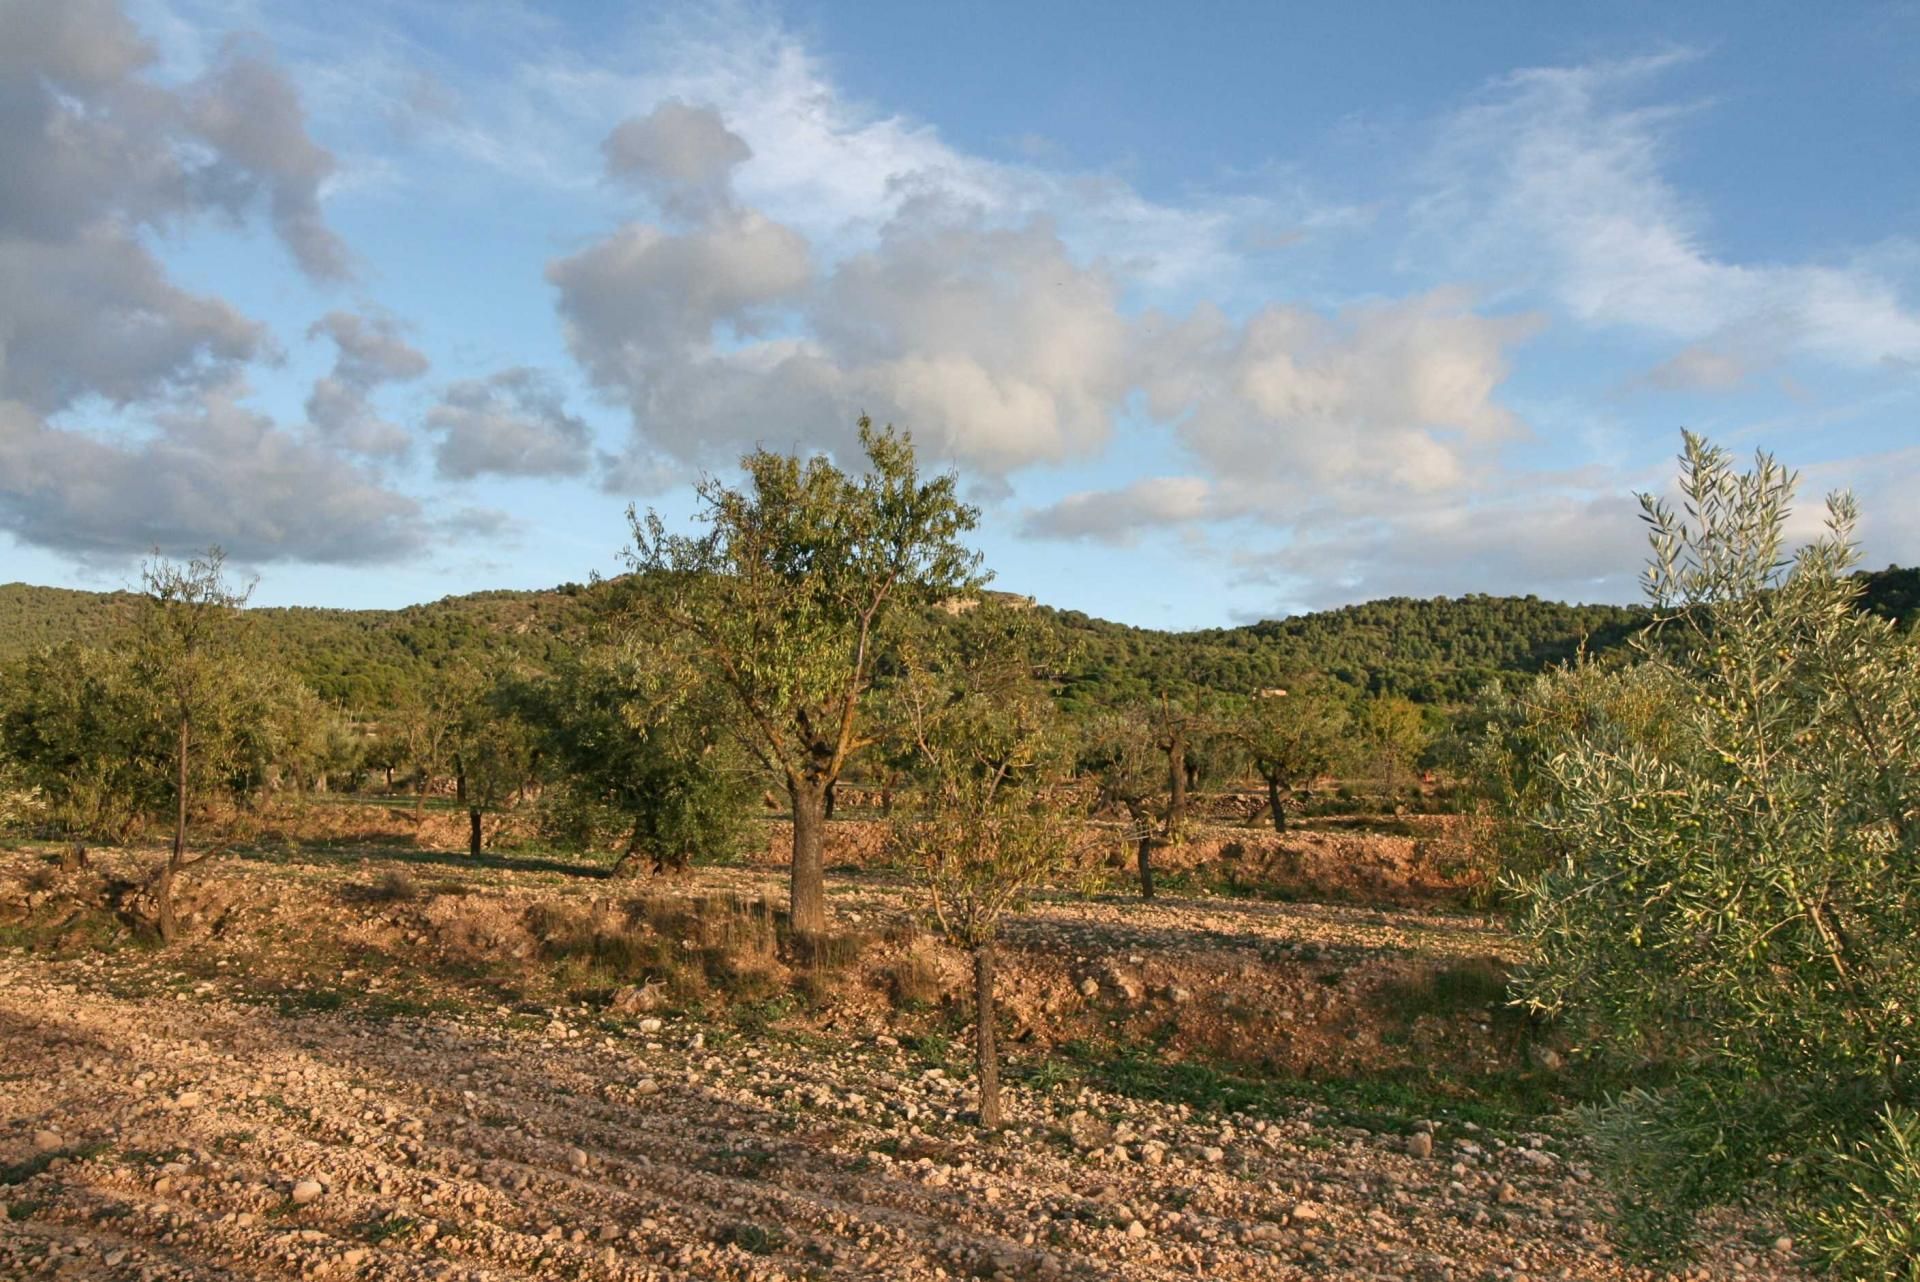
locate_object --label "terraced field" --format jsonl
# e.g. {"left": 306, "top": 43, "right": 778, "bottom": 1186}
{"left": 1, "top": 846, "right": 1804, "bottom": 1281}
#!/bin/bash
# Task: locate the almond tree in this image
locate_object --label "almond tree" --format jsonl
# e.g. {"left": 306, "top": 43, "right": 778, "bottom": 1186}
{"left": 892, "top": 604, "right": 1079, "bottom": 1128}
{"left": 129, "top": 549, "right": 257, "bottom": 944}
{"left": 1232, "top": 683, "right": 1348, "bottom": 832}
{"left": 1080, "top": 705, "right": 1167, "bottom": 898}
{"left": 623, "top": 421, "right": 981, "bottom": 941}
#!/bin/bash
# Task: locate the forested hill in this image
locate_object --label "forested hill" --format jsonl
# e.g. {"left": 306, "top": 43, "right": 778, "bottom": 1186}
{"left": 5, "top": 566, "right": 1914, "bottom": 714}
{"left": 0, "top": 581, "right": 593, "bottom": 711}
{"left": 1049, "top": 594, "right": 1649, "bottom": 706}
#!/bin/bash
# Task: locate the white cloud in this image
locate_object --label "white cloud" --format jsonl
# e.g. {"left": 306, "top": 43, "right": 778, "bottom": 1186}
{"left": 1021, "top": 476, "right": 1213, "bottom": 544}
{"left": 426, "top": 367, "right": 592, "bottom": 480}
{"left": 305, "top": 310, "right": 429, "bottom": 457}
{"left": 1137, "top": 290, "right": 1540, "bottom": 505}
{"left": 0, "top": 384, "right": 427, "bottom": 563}
{"left": 1418, "top": 51, "right": 1920, "bottom": 372}
{"left": 0, "top": 0, "right": 426, "bottom": 566}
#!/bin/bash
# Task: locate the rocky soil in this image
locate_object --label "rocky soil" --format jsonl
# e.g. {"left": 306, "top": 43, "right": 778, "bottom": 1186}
{"left": 0, "top": 842, "right": 1805, "bottom": 1281}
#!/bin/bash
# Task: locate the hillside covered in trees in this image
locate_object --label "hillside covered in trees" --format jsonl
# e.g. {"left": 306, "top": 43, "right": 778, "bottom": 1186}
{"left": 5, "top": 566, "right": 1914, "bottom": 715}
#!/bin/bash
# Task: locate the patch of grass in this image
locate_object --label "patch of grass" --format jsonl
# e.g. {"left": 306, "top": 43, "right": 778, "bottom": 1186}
{"left": 1024, "top": 1040, "right": 1578, "bottom": 1138}
{"left": 274, "top": 986, "right": 349, "bottom": 1016}
{"left": 904, "top": 1031, "right": 955, "bottom": 1069}
{"left": 883, "top": 949, "right": 946, "bottom": 1010}
{"left": 716, "top": 1220, "right": 786, "bottom": 1254}
{"left": 0, "top": 907, "right": 135, "bottom": 955}
{"left": 1373, "top": 956, "right": 1510, "bottom": 1022}
{"left": 728, "top": 995, "right": 795, "bottom": 1035}
{"left": 359, "top": 1214, "right": 420, "bottom": 1245}
{"left": 6, "top": 1198, "right": 48, "bottom": 1221}
{"left": 1, "top": 1142, "right": 109, "bottom": 1186}
{"left": 366, "top": 869, "right": 418, "bottom": 903}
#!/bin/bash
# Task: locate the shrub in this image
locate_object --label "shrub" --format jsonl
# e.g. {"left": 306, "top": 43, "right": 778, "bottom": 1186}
{"left": 1509, "top": 435, "right": 1920, "bottom": 1272}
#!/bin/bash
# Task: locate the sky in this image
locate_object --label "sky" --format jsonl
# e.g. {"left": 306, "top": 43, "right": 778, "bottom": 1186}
{"left": 1, "top": 0, "right": 1916, "bottom": 628}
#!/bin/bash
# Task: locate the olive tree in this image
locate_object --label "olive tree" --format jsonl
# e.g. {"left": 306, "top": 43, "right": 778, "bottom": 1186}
{"left": 1510, "top": 435, "right": 1920, "bottom": 1275}
{"left": 443, "top": 663, "right": 536, "bottom": 858}
{"left": 522, "top": 639, "right": 750, "bottom": 876}
{"left": 0, "top": 642, "right": 150, "bottom": 865}
{"left": 891, "top": 605, "right": 1079, "bottom": 1128}
{"left": 623, "top": 421, "right": 981, "bottom": 939}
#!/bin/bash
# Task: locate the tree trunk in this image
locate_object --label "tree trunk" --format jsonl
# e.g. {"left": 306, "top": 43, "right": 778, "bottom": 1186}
{"left": 789, "top": 778, "right": 829, "bottom": 942}
{"left": 61, "top": 841, "right": 88, "bottom": 872}
{"left": 468, "top": 807, "right": 483, "bottom": 858}
{"left": 455, "top": 757, "right": 467, "bottom": 804}
{"left": 155, "top": 860, "right": 177, "bottom": 945}
{"left": 159, "top": 716, "right": 188, "bottom": 945}
{"left": 974, "top": 943, "right": 1002, "bottom": 1129}
{"left": 1266, "top": 774, "right": 1288, "bottom": 833}
{"left": 384, "top": 765, "right": 393, "bottom": 790}
{"left": 610, "top": 818, "right": 647, "bottom": 879}
{"left": 823, "top": 781, "right": 837, "bottom": 820}
{"left": 1136, "top": 833, "right": 1156, "bottom": 901}
{"left": 1165, "top": 732, "right": 1187, "bottom": 837}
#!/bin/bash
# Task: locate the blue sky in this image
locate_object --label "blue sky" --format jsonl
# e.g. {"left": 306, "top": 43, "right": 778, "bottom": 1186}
{"left": 2, "top": 0, "right": 1916, "bottom": 627}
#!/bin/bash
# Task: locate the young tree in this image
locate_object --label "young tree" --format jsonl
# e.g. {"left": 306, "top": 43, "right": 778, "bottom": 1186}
{"left": 1510, "top": 435, "right": 1920, "bottom": 1275}
{"left": 892, "top": 605, "right": 1079, "bottom": 1128}
{"left": 446, "top": 665, "right": 535, "bottom": 858}
{"left": 1233, "top": 684, "right": 1348, "bottom": 832}
{"left": 623, "top": 421, "right": 981, "bottom": 939}
{"left": 394, "top": 682, "right": 456, "bottom": 816}
{"left": 1360, "top": 693, "right": 1430, "bottom": 789}
{"left": 129, "top": 550, "right": 255, "bottom": 944}
{"left": 1153, "top": 696, "right": 1204, "bottom": 839}
{"left": 1080, "top": 705, "right": 1167, "bottom": 898}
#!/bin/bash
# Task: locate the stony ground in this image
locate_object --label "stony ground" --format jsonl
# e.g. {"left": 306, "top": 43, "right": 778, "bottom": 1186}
{"left": 0, "top": 839, "right": 1807, "bottom": 1281}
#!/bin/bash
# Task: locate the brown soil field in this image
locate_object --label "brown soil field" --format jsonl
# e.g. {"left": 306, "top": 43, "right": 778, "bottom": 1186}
{"left": 0, "top": 826, "right": 1804, "bottom": 1281}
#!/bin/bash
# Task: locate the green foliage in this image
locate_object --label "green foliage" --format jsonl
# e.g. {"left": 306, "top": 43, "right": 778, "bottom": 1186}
{"left": 891, "top": 602, "right": 1079, "bottom": 947}
{"left": 1049, "top": 591, "right": 1652, "bottom": 710}
{"left": 1510, "top": 434, "right": 1920, "bottom": 1272}
{"left": 1805, "top": 1107, "right": 1920, "bottom": 1280}
{"left": 0, "top": 642, "right": 153, "bottom": 840}
{"left": 622, "top": 420, "right": 983, "bottom": 795}
{"left": 1358, "top": 693, "right": 1433, "bottom": 781}
{"left": 1229, "top": 683, "right": 1349, "bottom": 827}
{"left": 1463, "top": 656, "right": 1685, "bottom": 888}
{"left": 520, "top": 635, "right": 751, "bottom": 873}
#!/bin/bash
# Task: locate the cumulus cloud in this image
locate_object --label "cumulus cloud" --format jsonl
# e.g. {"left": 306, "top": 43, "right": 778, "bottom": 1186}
{"left": 304, "top": 311, "right": 429, "bottom": 457}
{"left": 603, "top": 97, "right": 752, "bottom": 217}
{"left": 1020, "top": 477, "right": 1213, "bottom": 544}
{"left": 0, "top": 385, "right": 426, "bottom": 564}
{"left": 1418, "top": 51, "right": 1920, "bottom": 371}
{"left": 426, "top": 368, "right": 593, "bottom": 480}
{"left": 0, "top": 228, "right": 264, "bottom": 414}
{"left": 1138, "top": 291, "right": 1540, "bottom": 506}
{"left": 552, "top": 132, "right": 1135, "bottom": 482}
{"left": 186, "top": 41, "right": 352, "bottom": 281}
{"left": 0, "top": 0, "right": 422, "bottom": 566}
{"left": 1231, "top": 490, "right": 1648, "bottom": 610}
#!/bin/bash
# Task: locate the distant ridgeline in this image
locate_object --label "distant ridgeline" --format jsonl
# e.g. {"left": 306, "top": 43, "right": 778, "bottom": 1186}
{"left": 3, "top": 566, "right": 1913, "bottom": 716}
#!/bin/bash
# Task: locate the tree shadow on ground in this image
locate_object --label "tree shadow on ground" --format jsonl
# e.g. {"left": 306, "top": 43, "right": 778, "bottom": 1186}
{"left": 225, "top": 840, "right": 614, "bottom": 881}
